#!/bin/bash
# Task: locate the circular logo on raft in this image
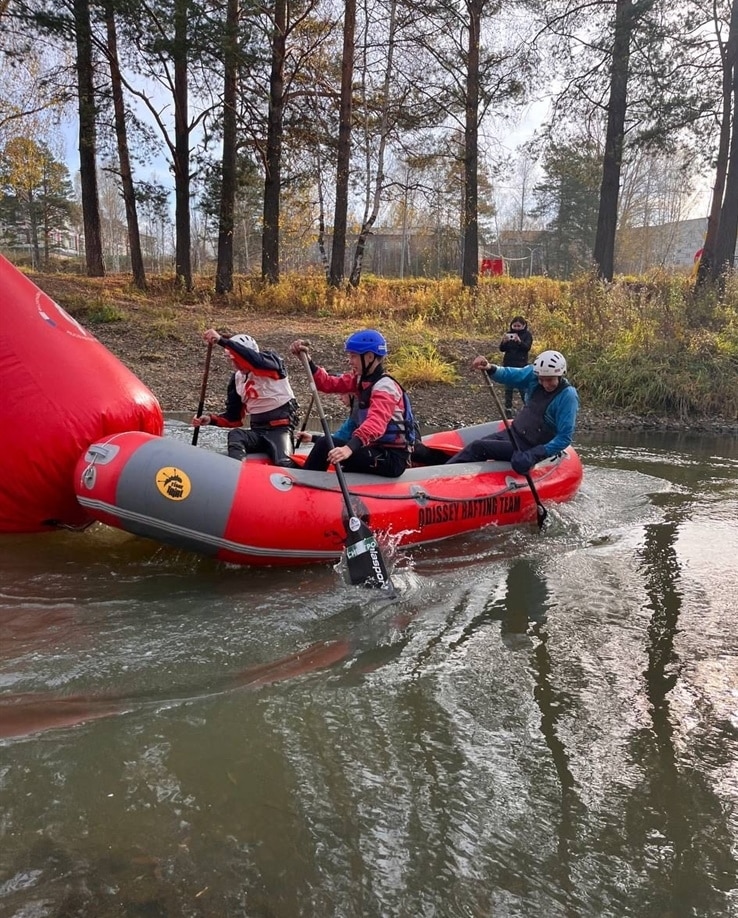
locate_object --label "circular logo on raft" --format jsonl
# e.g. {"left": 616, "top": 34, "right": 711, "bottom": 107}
{"left": 155, "top": 467, "right": 191, "bottom": 501}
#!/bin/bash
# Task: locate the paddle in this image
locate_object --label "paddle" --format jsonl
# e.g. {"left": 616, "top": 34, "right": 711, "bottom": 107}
{"left": 298, "top": 350, "right": 395, "bottom": 591}
{"left": 482, "top": 369, "right": 548, "bottom": 529}
{"left": 192, "top": 342, "right": 214, "bottom": 446}
{"left": 299, "top": 394, "right": 315, "bottom": 436}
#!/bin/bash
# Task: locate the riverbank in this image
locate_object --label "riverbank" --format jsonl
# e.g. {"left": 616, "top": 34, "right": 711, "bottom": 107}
{"left": 93, "top": 310, "right": 738, "bottom": 437}
{"left": 31, "top": 271, "right": 738, "bottom": 436}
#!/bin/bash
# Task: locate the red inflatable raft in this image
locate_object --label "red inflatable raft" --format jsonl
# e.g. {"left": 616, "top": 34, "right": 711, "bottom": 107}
{"left": 74, "top": 422, "right": 583, "bottom": 567}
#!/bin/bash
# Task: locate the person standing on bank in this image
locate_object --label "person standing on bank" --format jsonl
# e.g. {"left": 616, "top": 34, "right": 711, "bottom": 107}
{"left": 192, "top": 328, "right": 298, "bottom": 465}
{"left": 289, "top": 330, "right": 414, "bottom": 478}
{"left": 499, "top": 316, "right": 533, "bottom": 418}
{"left": 446, "top": 350, "right": 579, "bottom": 473}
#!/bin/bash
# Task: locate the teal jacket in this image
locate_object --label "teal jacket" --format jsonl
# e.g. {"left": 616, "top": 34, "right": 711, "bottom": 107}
{"left": 333, "top": 417, "right": 357, "bottom": 442}
{"left": 488, "top": 365, "right": 579, "bottom": 455}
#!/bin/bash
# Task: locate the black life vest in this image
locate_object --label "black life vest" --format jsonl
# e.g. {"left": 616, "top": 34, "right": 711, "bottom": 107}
{"left": 512, "top": 379, "right": 569, "bottom": 447}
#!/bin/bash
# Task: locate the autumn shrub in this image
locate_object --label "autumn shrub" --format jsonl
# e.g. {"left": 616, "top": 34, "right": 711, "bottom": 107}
{"left": 389, "top": 344, "right": 460, "bottom": 388}
{"left": 64, "top": 295, "right": 127, "bottom": 324}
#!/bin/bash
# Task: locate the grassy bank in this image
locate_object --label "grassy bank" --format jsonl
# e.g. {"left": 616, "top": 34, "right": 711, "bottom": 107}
{"left": 30, "top": 267, "right": 738, "bottom": 423}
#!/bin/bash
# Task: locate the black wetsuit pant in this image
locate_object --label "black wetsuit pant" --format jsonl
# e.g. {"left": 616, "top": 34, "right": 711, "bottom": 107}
{"left": 227, "top": 427, "right": 294, "bottom": 464}
{"left": 303, "top": 436, "right": 407, "bottom": 478}
{"left": 445, "top": 430, "right": 533, "bottom": 465}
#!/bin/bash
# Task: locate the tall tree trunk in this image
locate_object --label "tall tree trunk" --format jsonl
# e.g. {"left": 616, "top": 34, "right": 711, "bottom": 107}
{"left": 105, "top": 3, "right": 146, "bottom": 290}
{"left": 42, "top": 192, "right": 50, "bottom": 268}
{"left": 702, "top": 0, "right": 738, "bottom": 286}
{"left": 329, "top": 0, "right": 356, "bottom": 288}
{"left": 461, "top": 0, "right": 481, "bottom": 288}
{"left": 28, "top": 190, "right": 41, "bottom": 270}
{"left": 216, "top": 0, "right": 239, "bottom": 294}
{"left": 173, "top": 0, "right": 192, "bottom": 289}
{"left": 713, "top": 65, "right": 738, "bottom": 281}
{"left": 74, "top": 0, "right": 105, "bottom": 277}
{"left": 262, "top": 0, "right": 286, "bottom": 285}
{"left": 314, "top": 102, "right": 330, "bottom": 281}
{"left": 592, "top": 0, "right": 632, "bottom": 282}
{"left": 696, "top": 70, "right": 731, "bottom": 287}
{"left": 349, "top": 0, "right": 397, "bottom": 288}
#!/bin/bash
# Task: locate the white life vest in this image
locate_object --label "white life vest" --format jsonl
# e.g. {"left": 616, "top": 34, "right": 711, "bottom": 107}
{"left": 235, "top": 371, "right": 295, "bottom": 415}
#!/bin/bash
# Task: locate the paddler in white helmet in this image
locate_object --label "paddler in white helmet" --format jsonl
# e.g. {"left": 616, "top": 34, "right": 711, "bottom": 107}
{"left": 193, "top": 329, "right": 298, "bottom": 466}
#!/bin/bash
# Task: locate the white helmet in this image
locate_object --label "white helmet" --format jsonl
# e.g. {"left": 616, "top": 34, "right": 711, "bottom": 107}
{"left": 533, "top": 350, "right": 566, "bottom": 376}
{"left": 229, "top": 333, "right": 259, "bottom": 352}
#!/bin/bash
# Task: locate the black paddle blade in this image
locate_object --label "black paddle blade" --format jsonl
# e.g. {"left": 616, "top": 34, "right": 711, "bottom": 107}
{"left": 343, "top": 518, "right": 394, "bottom": 590}
{"left": 523, "top": 471, "right": 548, "bottom": 530}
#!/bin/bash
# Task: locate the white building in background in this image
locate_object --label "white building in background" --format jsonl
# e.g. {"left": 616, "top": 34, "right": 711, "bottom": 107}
{"left": 616, "top": 217, "right": 707, "bottom": 274}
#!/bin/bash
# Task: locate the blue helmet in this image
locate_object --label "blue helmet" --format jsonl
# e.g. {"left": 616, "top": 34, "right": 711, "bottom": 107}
{"left": 344, "top": 329, "right": 388, "bottom": 357}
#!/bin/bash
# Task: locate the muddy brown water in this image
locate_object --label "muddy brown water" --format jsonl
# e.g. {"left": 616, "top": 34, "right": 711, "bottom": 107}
{"left": 1, "top": 425, "right": 738, "bottom": 916}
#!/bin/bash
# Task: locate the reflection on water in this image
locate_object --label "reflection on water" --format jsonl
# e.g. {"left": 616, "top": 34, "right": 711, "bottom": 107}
{"left": 1, "top": 429, "right": 738, "bottom": 916}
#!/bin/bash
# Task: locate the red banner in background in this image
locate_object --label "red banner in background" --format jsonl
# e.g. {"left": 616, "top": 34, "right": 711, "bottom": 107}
{"left": 481, "top": 257, "right": 504, "bottom": 276}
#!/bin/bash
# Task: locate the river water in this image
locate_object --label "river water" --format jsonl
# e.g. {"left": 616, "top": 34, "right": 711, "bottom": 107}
{"left": 2, "top": 425, "right": 738, "bottom": 917}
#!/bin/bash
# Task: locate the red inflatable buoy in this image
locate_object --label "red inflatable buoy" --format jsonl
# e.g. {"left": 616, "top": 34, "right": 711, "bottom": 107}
{"left": 0, "top": 256, "right": 163, "bottom": 532}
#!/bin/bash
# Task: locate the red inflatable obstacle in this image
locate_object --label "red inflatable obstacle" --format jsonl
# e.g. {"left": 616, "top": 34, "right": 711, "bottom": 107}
{"left": 0, "top": 256, "right": 163, "bottom": 532}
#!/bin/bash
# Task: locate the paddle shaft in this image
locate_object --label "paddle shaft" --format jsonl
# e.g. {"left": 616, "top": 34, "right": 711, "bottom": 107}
{"left": 298, "top": 350, "right": 394, "bottom": 591}
{"left": 298, "top": 352, "right": 355, "bottom": 511}
{"left": 299, "top": 394, "right": 315, "bottom": 434}
{"left": 192, "top": 342, "right": 214, "bottom": 446}
{"left": 482, "top": 368, "right": 548, "bottom": 528}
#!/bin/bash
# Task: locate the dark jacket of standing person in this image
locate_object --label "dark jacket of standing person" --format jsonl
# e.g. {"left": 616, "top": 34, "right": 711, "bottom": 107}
{"left": 499, "top": 316, "right": 533, "bottom": 368}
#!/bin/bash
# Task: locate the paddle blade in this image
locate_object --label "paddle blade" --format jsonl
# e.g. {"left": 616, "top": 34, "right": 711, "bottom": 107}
{"left": 535, "top": 500, "right": 548, "bottom": 529}
{"left": 343, "top": 518, "right": 394, "bottom": 590}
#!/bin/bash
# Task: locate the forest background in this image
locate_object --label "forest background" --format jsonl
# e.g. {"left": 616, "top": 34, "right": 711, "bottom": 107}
{"left": 4, "top": 0, "right": 738, "bottom": 427}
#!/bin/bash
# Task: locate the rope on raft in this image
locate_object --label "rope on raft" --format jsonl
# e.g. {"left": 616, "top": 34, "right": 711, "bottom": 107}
{"left": 287, "top": 478, "right": 525, "bottom": 504}
{"left": 284, "top": 456, "right": 562, "bottom": 504}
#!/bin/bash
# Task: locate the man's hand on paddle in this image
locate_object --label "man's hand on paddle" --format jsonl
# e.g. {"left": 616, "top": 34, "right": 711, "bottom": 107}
{"left": 328, "top": 444, "right": 353, "bottom": 466}
{"left": 290, "top": 339, "right": 311, "bottom": 357}
{"left": 290, "top": 338, "right": 349, "bottom": 465}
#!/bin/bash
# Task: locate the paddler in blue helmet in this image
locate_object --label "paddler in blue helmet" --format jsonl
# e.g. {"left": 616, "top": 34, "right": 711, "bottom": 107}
{"left": 290, "top": 330, "right": 414, "bottom": 477}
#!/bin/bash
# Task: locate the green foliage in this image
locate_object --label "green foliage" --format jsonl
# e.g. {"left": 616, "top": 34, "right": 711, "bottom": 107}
{"left": 0, "top": 137, "right": 77, "bottom": 267}
{"left": 532, "top": 138, "right": 601, "bottom": 278}
{"left": 579, "top": 350, "right": 738, "bottom": 419}
{"left": 66, "top": 299, "right": 127, "bottom": 324}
